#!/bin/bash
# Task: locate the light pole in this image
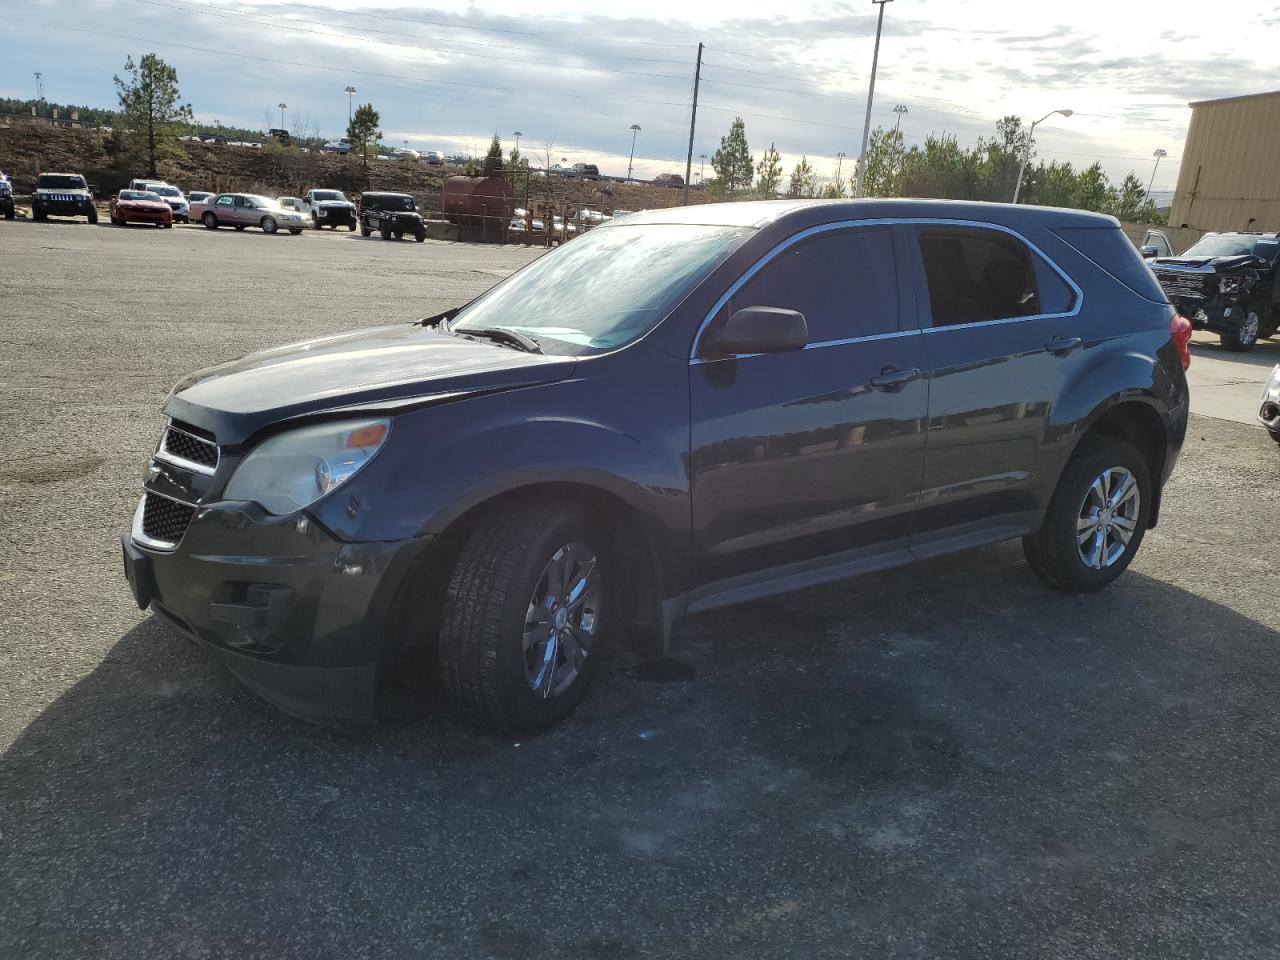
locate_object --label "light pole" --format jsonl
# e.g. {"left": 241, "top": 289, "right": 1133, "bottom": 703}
{"left": 627, "top": 123, "right": 641, "bottom": 181}
{"left": 854, "top": 0, "right": 894, "bottom": 199}
{"left": 1146, "top": 148, "right": 1168, "bottom": 203}
{"left": 513, "top": 131, "right": 522, "bottom": 152}
{"left": 278, "top": 102, "right": 287, "bottom": 129}
{"left": 893, "top": 103, "right": 908, "bottom": 132}
{"left": 1012, "top": 108, "right": 1073, "bottom": 204}
{"left": 344, "top": 86, "right": 356, "bottom": 125}
{"left": 835, "top": 151, "right": 847, "bottom": 183}
{"left": 699, "top": 153, "right": 707, "bottom": 182}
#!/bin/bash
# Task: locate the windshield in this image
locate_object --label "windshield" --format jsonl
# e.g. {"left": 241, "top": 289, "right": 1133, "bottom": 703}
{"left": 451, "top": 223, "right": 753, "bottom": 355}
{"left": 368, "top": 195, "right": 415, "bottom": 211}
{"left": 151, "top": 186, "right": 181, "bottom": 197}
{"left": 36, "top": 175, "right": 86, "bottom": 190}
{"left": 249, "top": 195, "right": 276, "bottom": 208}
{"left": 120, "top": 191, "right": 162, "bottom": 202}
{"left": 1181, "top": 234, "right": 1280, "bottom": 260}
{"left": 312, "top": 191, "right": 345, "bottom": 201}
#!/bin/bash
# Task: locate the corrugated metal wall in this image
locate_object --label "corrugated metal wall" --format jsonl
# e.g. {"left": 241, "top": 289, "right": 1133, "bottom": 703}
{"left": 1170, "top": 92, "right": 1280, "bottom": 232}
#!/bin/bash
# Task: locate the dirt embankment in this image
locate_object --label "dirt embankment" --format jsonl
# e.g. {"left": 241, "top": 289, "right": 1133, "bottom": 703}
{"left": 0, "top": 120, "right": 709, "bottom": 217}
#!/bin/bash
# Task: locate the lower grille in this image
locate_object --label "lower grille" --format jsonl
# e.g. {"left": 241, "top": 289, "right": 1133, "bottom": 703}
{"left": 161, "top": 422, "right": 218, "bottom": 470}
{"left": 141, "top": 493, "right": 196, "bottom": 545}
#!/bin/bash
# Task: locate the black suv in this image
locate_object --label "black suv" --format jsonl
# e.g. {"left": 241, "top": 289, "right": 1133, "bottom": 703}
{"left": 31, "top": 172, "right": 97, "bottom": 223}
{"left": 121, "top": 200, "right": 1189, "bottom": 735}
{"left": 359, "top": 191, "right": 426, "bottom": 242}
{"left": 1150, "top": 231, "right": 1280, "bottom": 351}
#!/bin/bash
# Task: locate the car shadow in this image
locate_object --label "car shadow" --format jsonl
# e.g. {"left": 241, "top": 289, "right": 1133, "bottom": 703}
{"left": 1190, "top": 331, "right": 1280, "bottom": 368}
{"left": 2, "top": 544, "right": 1279, "bottom": 957}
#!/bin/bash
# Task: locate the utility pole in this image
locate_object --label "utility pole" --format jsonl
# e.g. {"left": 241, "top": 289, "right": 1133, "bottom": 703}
{"left": 854, "top": 0, "right": 893, "bottom": 199}
{"left": 34, "top": 72, "right": 44, "bottom": 109}
{"left": 627, "top": 123, "right": 641, "bottom": 181}
{"left": 1146, "top": 148, "right": 1168, "bottom": 203}
{"left": 344, "top": 86, "right": 356, "bottom": 125}
{"left": 278, "top": 102, "right": 287, "bottom": 129}
{"left": 835, "top": 151, "right": 846, "bottom": 183}
{"left": 683, "top": 42, "right": 703, "bottom": 206}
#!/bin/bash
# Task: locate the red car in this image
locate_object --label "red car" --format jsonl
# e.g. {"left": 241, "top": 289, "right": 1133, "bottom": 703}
{"left": 110, "top": 190, "right": 174, "bottom": 228}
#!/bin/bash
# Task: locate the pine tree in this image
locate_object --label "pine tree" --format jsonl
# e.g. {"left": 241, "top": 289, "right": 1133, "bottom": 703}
{"left": 787, "top": 155, "right": 816, "bottom": 198}
{"left": 113, "top": 54, "right": 193, "bottom": 176}
{"left": 484, "top": 132, "right": 503, "bottom": 176}
{"left": 711, "top": 117, "right": 753, "bottom": 194}
{"left": 346, "top": 103, "right": 381, "bottom": 167}
{"left": 507, "top": 145, "right": 527, "bottom": 194}
{"left": 1109, "top": 172, "right": 1148, "bottom": 221}
{"left": 756, "top": 142, "right": 783, "bottom": 198}
{"left": 861, "top": 127, "right": 905, "bottom": 197}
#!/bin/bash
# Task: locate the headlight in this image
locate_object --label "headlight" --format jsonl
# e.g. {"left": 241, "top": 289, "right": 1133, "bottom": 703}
{"left": 223, "top": 417, "right": 390, "bottom": 515}
{"left": 1219, "top": 276, "right": 1241, "bottom": 295}
{"left": 317, "top": 208, "right": 327, "bottom": 216}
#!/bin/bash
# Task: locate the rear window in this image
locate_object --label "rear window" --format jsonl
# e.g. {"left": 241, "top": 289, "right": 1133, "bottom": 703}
{"left": 917, "top": 227, "right": 1075, "bottom": 326}
{"left": 1053, "top": 226, "right": 1168, "bottom": 304}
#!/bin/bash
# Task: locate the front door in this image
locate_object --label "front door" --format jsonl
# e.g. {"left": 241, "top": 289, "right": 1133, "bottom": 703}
{"left": 689, "top": 224, "right": 928, "bottom": 595}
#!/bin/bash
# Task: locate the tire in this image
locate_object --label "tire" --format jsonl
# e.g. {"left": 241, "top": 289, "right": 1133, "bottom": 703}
{"left": 5, "top": 207, "right": 15, "bottom": 220}
{"left": 1270, "top": 429, "right": 1280, "bottom": 445}
{"left": 380, "top": 225, "right": 392, "bottom": 240}
{"left": 438, "top": 500, "right": 609, "bottom": 736}
{"left": 87, "top": 207, "right": 98, "bottom": 224}
{"left": 234, "top": 224, "right": 246, "bottom": 231}
{"left": 1023, "top": 435, "right": 1152, "bottom": 593}
{"left": 33, "top": 209, "right": 46, "bottom": 222}
{"left": 415, "top": 231, "right": 426, "bottom": 243}
{"left": 162, "top": 222, "right": 172, "bottom": 229}
{"left": 289, "top": 228, "right": 302, "bottom": 235}
{"left": 261, "top": 216, "right": 278, "bottom": 234}
{"left": 347, "top": 223, "right": 356, "bottom": 232}
{"left": 361, "top": 223, "right": 371, "bottom": 237}
{"left": 1221, "top": 308, "right": 1260, "bottom": 352}
{"left": 203, "top": 212, "right": 218, "bottom": 229}
{"left": 312, "top": 216, "right": 322, "bottom": 230}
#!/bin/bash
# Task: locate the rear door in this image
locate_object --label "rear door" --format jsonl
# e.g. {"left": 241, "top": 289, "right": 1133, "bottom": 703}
{"left": 214, "top": 194, "right": 235, "bottom": 223}
{"left": 905, "top": 224, "right": 1083, "bottom": 553}
{"left": 689, "top": 224, "right": 928, "bottom": 590}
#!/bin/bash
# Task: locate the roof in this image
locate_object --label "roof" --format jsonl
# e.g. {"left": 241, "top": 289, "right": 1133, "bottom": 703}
{"left": 1189, "top": 89, "right": 1280, "bottom": 108}
{"left": 606, "top": 198, "right": 1116, "bottom": 231}
{"left": 361, "top": 191, "right": 413, "bottom": 197}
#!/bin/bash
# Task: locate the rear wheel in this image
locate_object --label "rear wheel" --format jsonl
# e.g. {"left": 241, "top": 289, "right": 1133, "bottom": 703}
{"left": 438, "top": 501, "right": 609, "bottom": 736}
{"left": 1221, "top": 308, "right": 1260, "bottom": 352}
{"left": 361, "top": 221, "right": 372, "bottom": 237}
{"left": 203, "top": 212, "right": 218, "bottom": 229}
{"left": 1023, "top": 435, "right": 1151, "bottom": 592}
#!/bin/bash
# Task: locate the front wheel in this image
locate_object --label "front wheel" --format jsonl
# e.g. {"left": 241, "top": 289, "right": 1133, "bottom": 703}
{"left": 380, "top": 225, "right": 392, "bottom": 240}
{"left": 87, "top": 207, "right": 98, "bottom": 224}
{"left": 260, "top": 216, "right": 278, "bottom": 234}
{"left": 312, "top": 216, "right": 322, "bottom": 230}
{"left": 438, "top": 501, "right": 609, "bottom": 736}
{"left": 1023, "top": 435, "right": 1151, "bottom": 592}
{"left": 415, "top": 231, "right": 426, "bottom": 243}
{"left": 1222, "top": 309, "right": 1260, "bottom": 352}
{"left": 203, "top": 212, "right": 218, "bottom": 229}
{"left": 347, "top": 223, "right": 356, "bottom": 232}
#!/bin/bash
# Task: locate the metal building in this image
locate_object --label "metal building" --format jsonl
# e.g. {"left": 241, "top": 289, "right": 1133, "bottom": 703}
{"left": 1169, "top": 90, "right": 1280, "bottom": 232}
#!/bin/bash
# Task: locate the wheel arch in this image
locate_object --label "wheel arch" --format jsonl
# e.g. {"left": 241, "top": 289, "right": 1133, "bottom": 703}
{"left": 1074, "top": 396, "right": 1170, "bottom": 526}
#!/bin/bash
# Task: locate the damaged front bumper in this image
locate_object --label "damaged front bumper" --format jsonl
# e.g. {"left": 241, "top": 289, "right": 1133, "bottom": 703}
{"left": 122, "top": 497, "right": 430, "bottom": 724}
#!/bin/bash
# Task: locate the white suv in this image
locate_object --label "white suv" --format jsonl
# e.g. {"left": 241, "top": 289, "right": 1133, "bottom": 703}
{"left": 129, "top": 180, "right": 190, "bottom": 223}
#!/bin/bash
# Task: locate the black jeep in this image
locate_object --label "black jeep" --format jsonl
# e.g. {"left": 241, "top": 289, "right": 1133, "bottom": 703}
{"left": 359, "top": 192, "right": 426, "bottom": 242}
{"left": 1150, "top": 231, "right": 1280, "bottom": 351}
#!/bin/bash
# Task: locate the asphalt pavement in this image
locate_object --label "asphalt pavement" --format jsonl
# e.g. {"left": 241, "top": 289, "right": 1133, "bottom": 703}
{"left": 1, "top": 221, "right": 1278, "bottom": 959}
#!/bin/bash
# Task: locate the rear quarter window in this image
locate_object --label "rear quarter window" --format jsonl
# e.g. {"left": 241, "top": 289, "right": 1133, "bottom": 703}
{"left": 1052, "top": 226, "right": 1168, "bottom": 304}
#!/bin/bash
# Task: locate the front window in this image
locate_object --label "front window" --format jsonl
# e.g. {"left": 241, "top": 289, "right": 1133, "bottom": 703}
{"left": 312, "top": 191, "right": 345, "bottom": 201}
{"left": 1182, "top": 234, "right": 1280, "bottom": 260}
{"left": 36, "top": 175, "right": 86, "bottom": 190}
{"left": 450, "top": 223, "right": 753, "bottom": 355}
{"left": 151, "top": 186, "right": 181, "bottom": 198}
{"left": 120, "top": 191, "right": 162, "bottom": 202}
{"left": 367, "top": 195, "right": 415, "bottom": 211}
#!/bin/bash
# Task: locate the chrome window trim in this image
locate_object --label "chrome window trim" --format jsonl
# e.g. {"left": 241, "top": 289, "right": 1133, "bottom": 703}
{"left": 689, "top": 328, "right": 920, "bottom": 366}
{"left": 130, "top": 489, "right": 198, "bottom": 553}
{"left": 689, "top": 217, "right": 1084, "bottom": 360}
{"left": 155, "top": 420, "right": 219, "bottom": 476}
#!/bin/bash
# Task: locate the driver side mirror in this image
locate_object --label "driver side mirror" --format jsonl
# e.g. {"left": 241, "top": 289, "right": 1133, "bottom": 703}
{"left": 1140, "top": 245, "right": 1159, "bottom": 259}
{"left": 702, "top": 306, "right": 808, "bottom": 358}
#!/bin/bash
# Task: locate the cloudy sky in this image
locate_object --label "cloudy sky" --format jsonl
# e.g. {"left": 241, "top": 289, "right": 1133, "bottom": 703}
{"left": 7, "top": 0, "right": 1279, "bottom": 192}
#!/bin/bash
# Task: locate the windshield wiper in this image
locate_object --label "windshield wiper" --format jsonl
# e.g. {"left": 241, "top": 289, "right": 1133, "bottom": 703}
{"left": 459, "top": 327, "right": 543, "bottom": 354}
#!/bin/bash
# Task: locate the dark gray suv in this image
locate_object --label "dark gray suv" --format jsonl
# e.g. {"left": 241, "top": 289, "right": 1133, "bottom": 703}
{"left": 122, "top": 200, "right": 1191, "bottom": 735}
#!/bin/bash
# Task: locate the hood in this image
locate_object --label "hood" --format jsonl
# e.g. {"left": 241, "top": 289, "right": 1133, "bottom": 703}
{"left": 1151, "top": 254, "right": 1265, "bottom": 274}
{"left": 315, "top": 199, "right": 354, "bottom": 208}
{"left": 120, "top": 199, "right": 170, "bottom": 209}
{"left": 37, "top": 187, "right": 90, "bottom": 196}
{"left": 165, "top": 323, "right": 577, "bottom": 445}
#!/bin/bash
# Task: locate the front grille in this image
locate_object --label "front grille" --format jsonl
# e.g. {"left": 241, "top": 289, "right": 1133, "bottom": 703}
{"left": 1154, "top": 270, "right": 1212, "bottom": 300}
{"left": 141, "top": 493, "right": 196, "bottom": 544}
{"left": 161, "top": 423, "right": 218, "bottom": 469}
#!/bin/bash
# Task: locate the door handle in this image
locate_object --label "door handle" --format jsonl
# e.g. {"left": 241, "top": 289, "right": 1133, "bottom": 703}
{"left": 1045, "top": 335, "right": 1083, "bottom": 355}
{"left": 870, "top": 366, "right": 921, "bottom": 391}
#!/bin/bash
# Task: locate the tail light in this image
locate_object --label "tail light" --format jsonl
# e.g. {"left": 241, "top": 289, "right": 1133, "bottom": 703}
{"left": 1170, "top": 312, "right": 1192, "bottom": 370}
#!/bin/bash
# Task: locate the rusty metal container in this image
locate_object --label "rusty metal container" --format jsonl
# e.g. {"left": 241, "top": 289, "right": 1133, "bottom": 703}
{"left": 440, "top": 175, "right": 514, "bottom": 227}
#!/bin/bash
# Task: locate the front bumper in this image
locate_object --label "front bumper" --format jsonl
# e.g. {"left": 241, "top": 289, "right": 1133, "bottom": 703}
{"left": 119, "top": 209, "right": 171, "bottom": 223}
{"left": 122, "top": 497, "right": 430, "bottom": 723}
{"left": 35, "top": 197, "right": 94, "bottom": 217}
{"left": 1172, "top": 294, "right": 1249, "bottom": 333}
{"left": 1260, "top": 366, "right": 1280, "bottom": 435}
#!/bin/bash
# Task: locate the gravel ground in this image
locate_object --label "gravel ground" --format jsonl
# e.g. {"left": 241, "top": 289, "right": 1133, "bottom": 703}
{"left": 1, "top": 221, "right": 1279, "bottom": 959}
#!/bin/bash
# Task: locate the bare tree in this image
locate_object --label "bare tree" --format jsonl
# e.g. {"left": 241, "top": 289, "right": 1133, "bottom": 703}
{"left": 541, "top": 139, "right": 557, "bottom": 173}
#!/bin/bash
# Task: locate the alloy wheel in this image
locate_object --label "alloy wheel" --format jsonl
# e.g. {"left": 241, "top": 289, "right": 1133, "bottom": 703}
{"left": 523, "top": 542, "right": 601, "bottom": 699}
{"left": 1076, "top": 466, "right": 1141, "bottom": 570}
{"left": 1241, "top": 311, "right": 1260, "bottom": 346}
